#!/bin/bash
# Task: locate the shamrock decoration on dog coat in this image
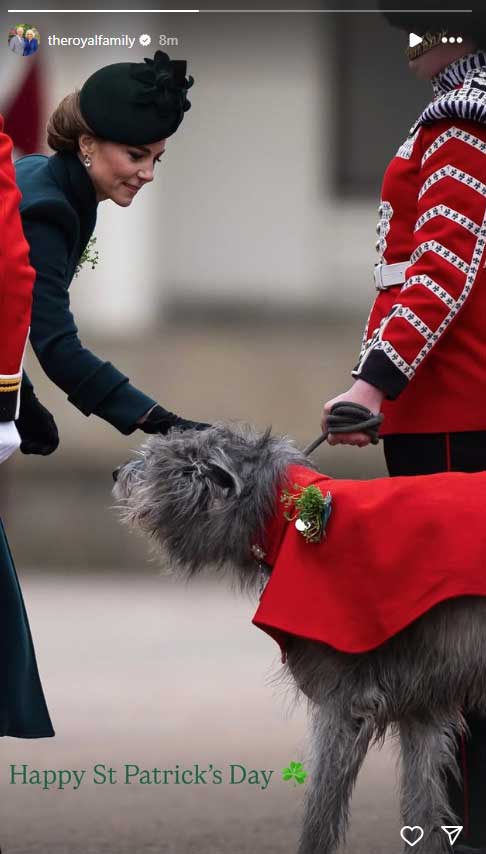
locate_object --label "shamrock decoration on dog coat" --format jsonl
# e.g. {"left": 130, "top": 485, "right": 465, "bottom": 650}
{"left": 281, "top": 483, "right": 332, "bottom": 543}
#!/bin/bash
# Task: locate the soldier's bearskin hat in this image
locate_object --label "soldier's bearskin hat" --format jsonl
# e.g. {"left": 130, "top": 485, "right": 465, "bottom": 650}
{"left": 379, "top": 1, "right": 486, "bottom": 57}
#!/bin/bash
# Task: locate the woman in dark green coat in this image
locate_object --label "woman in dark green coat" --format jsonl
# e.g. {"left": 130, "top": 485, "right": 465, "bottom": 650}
{"left": 15, "top": 51, "right": 206, "bottom": 452}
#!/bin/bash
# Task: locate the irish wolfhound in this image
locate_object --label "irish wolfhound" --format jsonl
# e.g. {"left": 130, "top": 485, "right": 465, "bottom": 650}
{"left": 113, "top": 423, "right": 486, "bottom": 854}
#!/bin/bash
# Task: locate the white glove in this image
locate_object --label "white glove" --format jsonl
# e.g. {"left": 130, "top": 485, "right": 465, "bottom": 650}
{"left": 0, "top": 421, "right": 21, "bottom": 464}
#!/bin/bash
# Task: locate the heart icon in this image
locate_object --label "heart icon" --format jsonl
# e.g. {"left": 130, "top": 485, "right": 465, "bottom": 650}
{"left": 400, "top": 826, "right": 424, "bottom": 847}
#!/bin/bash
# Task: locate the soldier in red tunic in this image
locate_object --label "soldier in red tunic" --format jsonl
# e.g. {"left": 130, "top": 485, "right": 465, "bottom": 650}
{"left": 0, "top": 114, "right": 54, "bottom": 740}
{"left": 320, "top": 4, "right": 486, "bottom": 851}
{"left": 0, "top": 114, "right": 33, "bottom": 443}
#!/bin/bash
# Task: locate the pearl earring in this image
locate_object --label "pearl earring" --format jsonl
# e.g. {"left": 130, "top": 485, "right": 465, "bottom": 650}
{"left": 83, "top": 153, "right": 92, "bottom": 168}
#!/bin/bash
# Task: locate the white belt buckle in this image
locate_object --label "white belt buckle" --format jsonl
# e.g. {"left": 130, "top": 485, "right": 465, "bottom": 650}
{"left": 374, "top": 260, "right": 409, "bottom": 291}
{"left": 374, "top": 263, "right": 385, "bottom": 290}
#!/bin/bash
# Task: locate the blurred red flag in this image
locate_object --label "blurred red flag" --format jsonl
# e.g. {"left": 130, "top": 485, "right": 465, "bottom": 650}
{"left": 3, "top": 58, "right": 44, "bottom": 155}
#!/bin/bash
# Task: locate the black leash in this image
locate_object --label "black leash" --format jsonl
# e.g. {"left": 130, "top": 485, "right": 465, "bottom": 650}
{"left": 304, "top": 402, "right": 384, "bottom": 456}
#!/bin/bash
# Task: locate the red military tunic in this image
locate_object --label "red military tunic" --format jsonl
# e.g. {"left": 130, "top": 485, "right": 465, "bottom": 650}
{"left": 252, "top": 464, "right": 486, "bottom": 654}
{"left": 0, "top": 113, "right": 35, "bottom": 421}
{"left": 0, "top": 117, "right": 54, "bottom": 739}
{"left": 353, "top": 52, "right": 486, "bottom": 434}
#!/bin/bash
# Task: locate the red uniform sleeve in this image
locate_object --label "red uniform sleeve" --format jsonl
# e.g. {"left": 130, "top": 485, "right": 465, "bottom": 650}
{"left": 353, "top": 120, "right": 486, "bottom": 398}
{"left": 0, "top": 114, "right": 35, "bottom": 420}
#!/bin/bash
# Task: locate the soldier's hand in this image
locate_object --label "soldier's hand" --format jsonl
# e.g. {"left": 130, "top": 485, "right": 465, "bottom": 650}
{"left": 322, "top": 381, "right": 384, "bottom": 447}
{"left": 0, "top": 421, "right": 21, "bottom": 464}
{"left": 16, "top": 385, "right": 60, "bottom": 455}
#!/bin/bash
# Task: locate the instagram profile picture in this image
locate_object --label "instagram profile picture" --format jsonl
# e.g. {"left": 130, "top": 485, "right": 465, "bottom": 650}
{"left": 8, "top": 24, "right": 40, "bottom": 57}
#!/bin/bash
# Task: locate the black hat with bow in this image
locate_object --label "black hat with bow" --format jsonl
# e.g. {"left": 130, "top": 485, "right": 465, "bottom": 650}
{"left": 379, "top": 1, "right": 486, "bottom": 58}
{"left": 79, "top": 51, "right": 194, "bottom": 145}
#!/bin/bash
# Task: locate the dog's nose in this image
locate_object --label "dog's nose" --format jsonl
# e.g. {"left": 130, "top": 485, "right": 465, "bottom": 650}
{"left": 112, "top": 467, "right": 120, "bottom": 483}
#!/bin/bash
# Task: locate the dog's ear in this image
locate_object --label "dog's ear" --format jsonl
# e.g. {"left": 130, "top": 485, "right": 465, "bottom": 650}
{"left": 179, "top": 459, "right": 242, "bottom": 495}
{"left": 206, "top": 462, "right": 242, "bottom": 496}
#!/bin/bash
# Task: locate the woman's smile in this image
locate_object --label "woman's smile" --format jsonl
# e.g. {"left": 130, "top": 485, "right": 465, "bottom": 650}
{"left": 123, "top": 182, "right": 140, "bottom": 195}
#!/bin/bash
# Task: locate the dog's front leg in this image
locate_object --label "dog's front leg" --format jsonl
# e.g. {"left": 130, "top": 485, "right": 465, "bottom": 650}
{"left": 297, "top": 695, "right": 373, "bottom": 854}
{"left": 398, "top": 713, "right": 467, "bottom": 854}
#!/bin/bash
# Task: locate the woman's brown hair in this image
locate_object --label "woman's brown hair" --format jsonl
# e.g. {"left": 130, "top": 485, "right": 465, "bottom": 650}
{"left": 46, "top": 90, "right": 94, "bottom": 153}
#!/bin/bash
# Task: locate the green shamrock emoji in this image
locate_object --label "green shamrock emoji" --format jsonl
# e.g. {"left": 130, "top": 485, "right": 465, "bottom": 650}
{"left": 282, "top": 761, "right": 308, "bottom": 786}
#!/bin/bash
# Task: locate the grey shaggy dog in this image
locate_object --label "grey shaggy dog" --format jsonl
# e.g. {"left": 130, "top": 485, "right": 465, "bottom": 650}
{"left": 113, "top": 423, "right": 486, "bottom": 854}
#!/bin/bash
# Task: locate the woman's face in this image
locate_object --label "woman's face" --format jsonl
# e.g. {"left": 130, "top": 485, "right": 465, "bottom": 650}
{"left": 408, "top": 38, "right": 477, "bottom": 79}
{"left": 26, "top": 31, "right": 34, "bottom": 40}
{"left": 78, "top": 136, "right": 166, "bottom": 206}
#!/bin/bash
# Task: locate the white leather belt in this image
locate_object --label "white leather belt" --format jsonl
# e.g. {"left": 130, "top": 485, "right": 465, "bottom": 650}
{"left": 374, "top": 260, "right": 410, "bottom": 291}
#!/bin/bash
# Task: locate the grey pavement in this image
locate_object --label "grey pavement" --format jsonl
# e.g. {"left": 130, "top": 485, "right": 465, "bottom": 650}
{"left": 0, "top": 572, "right": 402, "bottom": 854}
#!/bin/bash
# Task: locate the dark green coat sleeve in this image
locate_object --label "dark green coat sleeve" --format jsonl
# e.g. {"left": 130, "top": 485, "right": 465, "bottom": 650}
{"left": 21, "top": 201, "right": 156, "bottom": 435}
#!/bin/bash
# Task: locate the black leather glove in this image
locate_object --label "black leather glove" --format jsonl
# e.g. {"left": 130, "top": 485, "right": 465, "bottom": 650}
{"left": 16, "top": 384, "right": 60, "bottom": 455}
{"left": 137, "top": 405, "right": 211, "bottom": 436}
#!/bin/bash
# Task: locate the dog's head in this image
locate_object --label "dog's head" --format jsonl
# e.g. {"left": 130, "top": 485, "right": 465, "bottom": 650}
{"left": 113, "top": 422, "right": 311, "bottom": 588}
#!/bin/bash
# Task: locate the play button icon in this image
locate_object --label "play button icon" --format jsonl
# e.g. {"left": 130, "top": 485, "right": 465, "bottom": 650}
{"left": 409, "top": 33, "right": 424, "bottom": 48}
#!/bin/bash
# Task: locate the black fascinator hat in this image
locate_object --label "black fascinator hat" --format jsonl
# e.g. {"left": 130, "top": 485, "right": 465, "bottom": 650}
{"left": 79, "top": 50, "right": 194, "bottom": 145}
{"left": 379, "top": 1, "right": 486, "bottom": 57}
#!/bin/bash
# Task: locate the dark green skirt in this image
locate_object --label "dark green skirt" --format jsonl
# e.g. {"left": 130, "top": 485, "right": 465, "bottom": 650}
{"left": 0, "top": 519, "right": 54, "bottom": 738}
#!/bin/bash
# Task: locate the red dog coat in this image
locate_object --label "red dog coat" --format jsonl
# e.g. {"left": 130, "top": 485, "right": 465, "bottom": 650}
{"left": 252, "top": 464, "right": 486, "bottom": 655}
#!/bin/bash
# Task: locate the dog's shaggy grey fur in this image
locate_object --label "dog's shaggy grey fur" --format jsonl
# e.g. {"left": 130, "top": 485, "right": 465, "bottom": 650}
{"left": 114, "top": 423, "right": 486, "bottom": 854}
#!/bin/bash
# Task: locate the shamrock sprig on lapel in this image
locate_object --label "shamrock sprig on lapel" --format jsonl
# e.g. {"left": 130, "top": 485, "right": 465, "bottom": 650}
{"left": 281, "top": 483, "right": 332, "bottom": 543}
{"left": 282, "top": 761, "right": 308, "bottom": 786}
{"left": 75, "top": 236, "right": 100, "bottom": 277}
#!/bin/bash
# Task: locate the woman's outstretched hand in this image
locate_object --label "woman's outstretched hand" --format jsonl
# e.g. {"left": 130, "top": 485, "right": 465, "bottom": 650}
{"left": 321, "top": 380, "right": 384, "bottom": 447}
{"left": 137, "top": 404, "right": 210, "bottom": 435}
